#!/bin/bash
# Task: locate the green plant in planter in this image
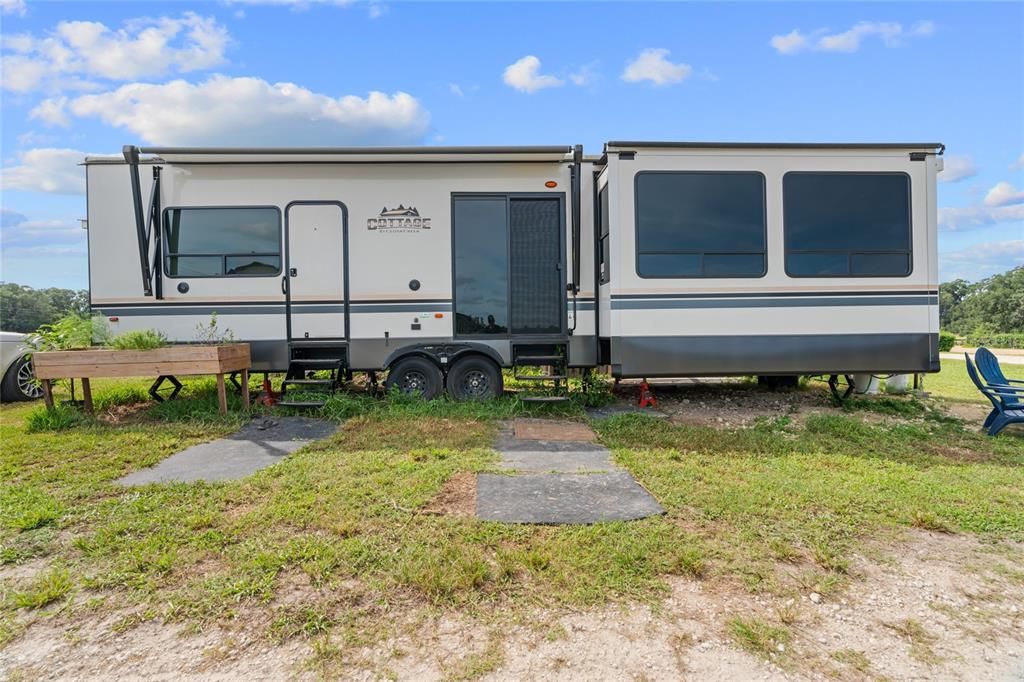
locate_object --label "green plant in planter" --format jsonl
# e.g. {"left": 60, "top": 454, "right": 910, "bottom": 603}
{"left": 107, "top": 329, "right": 168, "bottom": 350}
{"left": 193, "top": 312, "right": 237, "bottom": 345}
{"left": 25, "top": 313, "right": 109, "bottom": 351}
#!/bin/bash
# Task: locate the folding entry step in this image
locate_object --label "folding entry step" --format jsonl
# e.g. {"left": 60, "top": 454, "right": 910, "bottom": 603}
{"left": 513, "top": 343, "right": 569, "bottom": 403}
{"left": 276, "top": 344, "right": 347, "bottom": 409}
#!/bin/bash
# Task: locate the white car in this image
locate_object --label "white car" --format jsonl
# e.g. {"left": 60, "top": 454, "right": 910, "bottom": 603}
{"left": 1, "top": 332, "right": 43, "bottom": 402}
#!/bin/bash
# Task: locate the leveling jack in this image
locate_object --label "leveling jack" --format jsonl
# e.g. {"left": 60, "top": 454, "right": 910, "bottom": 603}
{"left": 257, "top": 373, "right": 278, "bottom": 406}
{"left": 638, "top": 379, "right": 658, "bottom": 408}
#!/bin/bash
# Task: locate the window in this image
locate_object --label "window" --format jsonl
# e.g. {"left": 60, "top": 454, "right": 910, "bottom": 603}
{"left": 164, "top": 207, "right": 281, "bottom": 277}
{"left": 452, "top": 197, "right": 509, "bottom": 334}
{"left": 635, "top": 172, "right": 766, "bottom": 278}
{"left": 598, "top": 184, "right": 610, "bottom": 284}
{"left": 783, "top": 173, "right": 912, "bottom": 277}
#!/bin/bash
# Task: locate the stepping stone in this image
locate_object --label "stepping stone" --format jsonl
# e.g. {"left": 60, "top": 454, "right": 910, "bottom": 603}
{"left": 476, "top": 472, "right": 664, "bottom": 524}
{"left": 117, "top": 417, "right": 338, "bottom": 485}
{"left": 513, "top": 418, "right": 596, "bottom": 442}
{"left": 498, "top": 449, "right": 615, "bottom": 473}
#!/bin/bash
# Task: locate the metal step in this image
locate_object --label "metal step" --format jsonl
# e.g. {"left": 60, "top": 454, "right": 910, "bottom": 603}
{"left": 276, "top": 400, "right": 326, "bottom": 408}
{"left": 289, "top": 358, "right": 342, "bottom": 367}
{"left": 281, "top": 378, "right": 334, "bottom": 386}
{"left": 515, "top": 354, "right": 564, "bottom": 363}
{"left": 520, "top": 395, "right": 570, "bottom": 403}
{"left": 514, "top": 374, "right": 567, "bottom": 381}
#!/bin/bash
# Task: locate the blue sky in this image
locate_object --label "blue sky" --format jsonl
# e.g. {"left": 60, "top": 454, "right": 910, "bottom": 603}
{"left": 1, "top": 0, "right": 1021, "bottom": 290}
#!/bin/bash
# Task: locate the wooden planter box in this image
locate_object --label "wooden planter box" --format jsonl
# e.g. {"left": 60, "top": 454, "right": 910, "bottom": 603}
{"left": 33, "top": 343, "right": 251, "bottom": 415}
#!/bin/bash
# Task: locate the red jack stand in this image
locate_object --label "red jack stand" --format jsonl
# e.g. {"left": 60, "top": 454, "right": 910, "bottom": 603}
{"left": 257, "top": 374, "right": 277, "bottom": 406}
{"left": 638, "top": 379, "right": 658, "bottom": 408}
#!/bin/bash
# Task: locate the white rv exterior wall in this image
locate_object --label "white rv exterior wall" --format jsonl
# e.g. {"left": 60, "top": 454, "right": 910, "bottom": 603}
{"left": 602, "top": 146, "right": 940, "bottom": 376}
{"left": 87, "top": 158, "right": 587, "bottom": 369}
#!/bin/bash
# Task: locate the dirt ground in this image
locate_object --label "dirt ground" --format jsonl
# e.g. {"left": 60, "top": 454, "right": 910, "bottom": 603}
{"left": 3, "top": 530, "right": 1023, "bottom": 681}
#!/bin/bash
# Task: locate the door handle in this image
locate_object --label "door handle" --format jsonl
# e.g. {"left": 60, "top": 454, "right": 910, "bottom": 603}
{"left": 281, "top": 276, "right": 288, "bottom": 295}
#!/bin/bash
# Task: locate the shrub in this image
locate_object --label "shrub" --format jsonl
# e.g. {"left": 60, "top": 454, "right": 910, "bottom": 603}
{"left": 194, "top": 312, "right": 237, "bottom": 344}
{"left": 25, "top": 313, "right": 109, "bottom": 351}
{"left": 965, "top": 333, "right": 1024, "bottom": 350}
{"left": 938, "top": 331, "right": 957, "bottom": 352}
{"left": 107, "top": 329, "right": 168, "bottom": 350}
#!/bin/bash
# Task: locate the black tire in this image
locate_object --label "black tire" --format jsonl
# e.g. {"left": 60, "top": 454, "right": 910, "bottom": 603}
{"left": 385, "top": 356, "right": 444, "bottom": 399}
{"left": 447, "top": 355, "right": 503, "bottom": 401}
{"left": 2, "top": 355, "right": 43, "bottom": 402}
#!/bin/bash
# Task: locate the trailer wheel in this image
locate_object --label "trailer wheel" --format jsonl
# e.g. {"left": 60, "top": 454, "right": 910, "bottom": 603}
{"left": 447, "top": 355, "right": 503, "bottom": 401}
{"left": 385, "top": 356, "right": 444, "bottom": 399}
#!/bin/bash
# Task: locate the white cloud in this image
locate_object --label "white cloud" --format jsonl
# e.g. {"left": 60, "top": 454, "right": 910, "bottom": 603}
{"left": 621, "top": 48, "right": 692, "bottom": 86}
{"left": 770, "top": 20, "right": 934, "bottom": 55}
{"left": 1, "top": 148, "right": 87, "bottom": 194}
{"left": 938, "top": 155, "right": 978, "bottom": 183}
{"left": 29, "top": 95, "right": 69, "bottom": 126}
{"left": 503, "top": 55, "right": 564, "bottom": 94}
{"left": 569, "top": 62, "right": 598, "bottom": 87}
{"left": 448, "top": 83, "right": 464, "bottom": 97}
{"left": 940, "top": 240, "right": 1024, "bottom": 282}
{"left": 0, "top": 212, "right": 86, "bottom": 260}
{"left": 0, "top": 12, "right": 229, "bottom": 92}
{"left": 984, "top": 181, "right": 1024, "bottom": 207}
{"left": 60, "top": 75, "right": 430, "bottom": 146}
{"left": 0, "top": 0, "right": 26, "bottom": 16}
{"left": 770, "top": 30, "right": 809, "bottom": 55}
{"left": 938, "top": 204, "right": 1024, "bottom": 231}
{"left": 367, "top": 1, "right": 387, "bottom": 19}
{"left": 1012, "top": 153, "right": 1024, "bottom": 171}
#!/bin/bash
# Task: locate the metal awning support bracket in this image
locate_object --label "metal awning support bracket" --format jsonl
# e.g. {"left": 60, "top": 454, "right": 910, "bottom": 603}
{"left": 122, "top": 145, "right": 162, "bottom": 298}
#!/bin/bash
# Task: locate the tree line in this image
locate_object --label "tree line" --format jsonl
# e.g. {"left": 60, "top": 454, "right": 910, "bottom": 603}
{"left": 939, "top": 266, "right": 1023, "bottom": 336}
{"left": 0, "top": 283, "right": 89, "bottom": 333}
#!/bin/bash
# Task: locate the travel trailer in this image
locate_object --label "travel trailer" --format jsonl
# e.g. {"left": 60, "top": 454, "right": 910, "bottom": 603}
{"left": 84, "top": 141, "right": 943, "bottom": 403}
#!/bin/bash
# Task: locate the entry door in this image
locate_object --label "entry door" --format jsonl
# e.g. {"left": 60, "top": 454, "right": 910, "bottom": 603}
{"left": 452, "top": 195, "right": 564, "bottom": 337}
{"left": 285, "top": 202, "right": 346, "bottom": 340}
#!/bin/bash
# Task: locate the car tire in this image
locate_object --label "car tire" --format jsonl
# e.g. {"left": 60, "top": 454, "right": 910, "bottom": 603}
{"left": 385, "top": 356, "right": 444, "bottom": 399}
{"left": 447, "top": 355, "right": 503, "bottom": 401}
{"left": 1, "top": 355, "right": 43, "bottom": 402}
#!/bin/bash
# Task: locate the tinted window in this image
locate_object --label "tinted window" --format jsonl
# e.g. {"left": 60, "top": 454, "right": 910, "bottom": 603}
{"left": 598, "top": 184, "right": 610, "bottom": 284}
{"left": 165, "top": 207, "right": 280, "bottom": 277}
{"left": 784, "top": 173, "right": 911, "bottom": 277}
{"left": 635, "top": 172, "right": 766, "bottom": 278}
{"left": 453, "top": 197, "right": 509, "bottom": 335}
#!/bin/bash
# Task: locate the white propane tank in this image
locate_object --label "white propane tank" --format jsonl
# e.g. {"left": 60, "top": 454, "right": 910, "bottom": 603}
{"left": 886, "top": 374, "right": 910, "bottom": 394}
{"left": 853, "top": 373, "right": 880, "bottom": 394}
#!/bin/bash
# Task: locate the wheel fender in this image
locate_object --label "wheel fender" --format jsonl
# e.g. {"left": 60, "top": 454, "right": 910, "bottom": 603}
{"left": 382, "top": 343, "right": 503, "bottom": 375}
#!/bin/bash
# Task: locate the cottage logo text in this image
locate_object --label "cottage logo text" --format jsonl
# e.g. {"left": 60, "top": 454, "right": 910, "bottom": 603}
{"left": 367, "top": 205, "right": 431, "bottom": 232}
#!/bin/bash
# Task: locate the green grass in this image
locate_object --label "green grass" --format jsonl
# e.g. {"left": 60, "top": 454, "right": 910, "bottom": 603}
{"left": 0, "top": 360, "right": 1021, "bottom": 673}
{"left": 922, "top": 358, "right": 986, "bottom": 403}
{"left": 727, "top": 616, "right": 791, "bottom": 661}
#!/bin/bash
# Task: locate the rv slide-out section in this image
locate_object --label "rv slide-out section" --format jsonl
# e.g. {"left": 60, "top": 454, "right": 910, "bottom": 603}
{"left": 85, "top": 141, "right": 941, "bottom": 385}
{"left": 598, "top": 142, "right": 942, "bottom": 378}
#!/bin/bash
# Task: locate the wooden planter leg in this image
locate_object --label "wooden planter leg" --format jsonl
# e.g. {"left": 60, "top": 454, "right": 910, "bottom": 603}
{"left": 216, "top": 373, "right": 228, "bottom": 415}
{"left": 240, "top": 368, "right": 250, "bottom": 409}
{"left": 42, "top": 379, "right": 54, "bottom": 410}
{"left": 81, "top": 378, "right": 94, "bottom": 415}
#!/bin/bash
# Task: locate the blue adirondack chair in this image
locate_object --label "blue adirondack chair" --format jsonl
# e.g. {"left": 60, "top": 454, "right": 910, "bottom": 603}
{"left": 976, "top": 347, "right": 1024, "bottom": 388}
{"left": 964, "top": 352, "right": 1024, "bottom": 436}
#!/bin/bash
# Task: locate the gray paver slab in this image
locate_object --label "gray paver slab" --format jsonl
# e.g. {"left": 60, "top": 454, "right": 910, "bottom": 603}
{"left": 498, "top": 449, "right": 615, "bottom": 473}
{"left": 117, "top": 417, "right": 338, "bottom": 485}
{"left": 495, "top": 433, "right": 609, "bottom": 453}
{"left": 476, "top": 472, "right": 664, "bottom": 524}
